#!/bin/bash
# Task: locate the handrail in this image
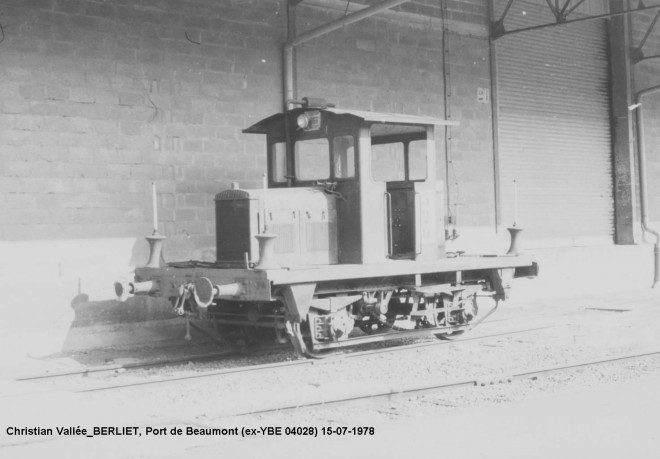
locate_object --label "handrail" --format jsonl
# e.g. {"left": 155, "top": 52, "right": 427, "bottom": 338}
{"left": 414, "top": 192, "right": 422, "bottom": 255}
{"left": 384, "top": 192, "right": 393, "bottom": 256}
{"left": 634, "top": 84, "right": 660, "bottom": 288}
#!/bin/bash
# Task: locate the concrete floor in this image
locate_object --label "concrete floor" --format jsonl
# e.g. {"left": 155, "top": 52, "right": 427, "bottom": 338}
{"left": 3, "top": 371, "right": 658, "bottom": 458}
{"left": 2, "top": 287, "right": 660, "bottom": 459}
{"left": 182, "top": 373, "right": 660, "bottom": 459}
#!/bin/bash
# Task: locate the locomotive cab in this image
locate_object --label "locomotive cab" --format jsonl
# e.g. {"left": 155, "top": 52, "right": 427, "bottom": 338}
{"left": 238, "top": 100, "right": 458, "bottom": 267}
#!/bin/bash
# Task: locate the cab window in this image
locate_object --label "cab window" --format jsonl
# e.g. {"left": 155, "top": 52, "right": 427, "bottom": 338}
{"left": 372, "top": 143, "right": 405, "bottom": 182}
{"left": 370, "top": 123, "right": 427, "bottom": 182}
{"left": 408, "top": 140, "right": 427, "bottom": 181}
{"left": 272, "top": 135, "right": 356, "bottom": 183}
{"left": 271, "top": 142, "right": 287, "bottom": 183}
{"left": 295, "top": 138, "right": 330, "bottom": 181}
{"left": 333, "top": 135, "right": 355, "bottom": 179}
{"left": 371, "top": 140, "right": 427, "bottom": 182}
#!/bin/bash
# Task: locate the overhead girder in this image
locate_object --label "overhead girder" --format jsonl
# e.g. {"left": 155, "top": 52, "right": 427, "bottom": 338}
{"left": 632, "top": 7, "right": 660, "bottom": 63}
{"left": 283, "top": 0, "right": 411, "bottom": 111}
{"left": 490, "top": 0, "right": 660, "bottom": 45}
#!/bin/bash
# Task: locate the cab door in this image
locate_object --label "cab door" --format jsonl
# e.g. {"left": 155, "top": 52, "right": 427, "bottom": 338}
{"left": 387, "top": 181, "right": 416, "bottom": 258}
{"left": 372, "top": 141, "right": 416, "bottom": 259}
{"left": 331, "top": 134, "right": 362, "bottom": 264}
{"left": 373, "top": 135, "right": 429, "bottom": 260}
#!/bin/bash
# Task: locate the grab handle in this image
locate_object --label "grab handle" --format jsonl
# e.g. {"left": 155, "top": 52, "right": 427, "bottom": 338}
{"left": 415, "top": 192, "right": 422, "bottom": 255}
{"left": 384, "top": 192, "right": 393, "bottom": 256}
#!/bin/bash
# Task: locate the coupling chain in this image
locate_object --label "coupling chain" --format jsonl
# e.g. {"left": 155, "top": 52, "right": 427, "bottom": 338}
{"left": 173, "top": 282, "right": 195, "bottom": 316}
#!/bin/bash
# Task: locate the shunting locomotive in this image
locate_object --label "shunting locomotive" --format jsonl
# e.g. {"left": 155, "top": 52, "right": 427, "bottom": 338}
{"left": 115, "top": 98, "right": 538, "bottom": 357}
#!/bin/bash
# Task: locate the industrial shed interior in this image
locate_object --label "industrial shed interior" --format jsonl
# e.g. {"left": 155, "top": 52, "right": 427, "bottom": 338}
{"left": 0, "top": 0, "right": 659, "bottom": 357}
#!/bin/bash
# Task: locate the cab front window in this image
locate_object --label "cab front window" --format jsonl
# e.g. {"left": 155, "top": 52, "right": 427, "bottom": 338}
{"left": 295, "top": 138, "right": 330, "bottom": 181}
{"left": 271, "top": 142, "right": 287, "bottom": 183}
{"left": 370, "top": 124, "right": 428, "bottom": 182}
{"left": 333, "top": 135, "right": 355, "bottom": 179}
{"left": 272, "top": 134, "right": 356, "bottom": 183}
{"left": 372, "top": 143, "right": 405, "bottom": 182}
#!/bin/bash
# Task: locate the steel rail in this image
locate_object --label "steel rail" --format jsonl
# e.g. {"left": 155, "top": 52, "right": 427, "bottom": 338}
{"left": 19, "top": 301, "right": 656, "bottom": 384}
{"left": 15, "top": 349, "right": 240, "bottom": 382}
{"left": 15, "top": 326, "right": 290, "bottom": 382}
{"left": 75, "top": 327, "right": 551, "bottom": 393}
{"left": 13, "top": 316, "right": 533, "bottom": 383}
{"left": 222, "top": 349, "right": 660, "bottom": 419}
{"left": 512, "top": 350, "right": 660, "bottom": 380}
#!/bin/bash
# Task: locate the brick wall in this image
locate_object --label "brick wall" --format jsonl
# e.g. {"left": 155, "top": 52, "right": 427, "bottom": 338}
{"left": 0, "top": 0, "right": 496, "bottom": 256}
{"left": 0, "top": 0, "right": 285, "bottom": 254}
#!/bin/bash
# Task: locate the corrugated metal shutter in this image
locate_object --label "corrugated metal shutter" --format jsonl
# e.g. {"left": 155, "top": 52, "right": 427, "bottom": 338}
{"left": 495, "top": 2, "right": 613, "bottom": 247}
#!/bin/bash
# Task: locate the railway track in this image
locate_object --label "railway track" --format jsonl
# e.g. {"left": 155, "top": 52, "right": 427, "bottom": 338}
{"left": 221, "top": 349, "right": 660, "bottom": 418}
{"left": 14, "top": 331, "right": 293, "bottom": 383}
{"left": 16, "top": 301, "right": 659, "bottom": 400}
{"left": 55, "top": 326, "right": 551, "bottom": 393}
{"left": 6, "top": 301, "right": 660, "bottom": 456}
{"left": 7, "top": 350, "right": 659, "bottom": 456}
{"left": 15, "top": 349, "right": 239, "bottom": 382}
{"left": 18, "top": 294, "right": 651, "bottom": 386}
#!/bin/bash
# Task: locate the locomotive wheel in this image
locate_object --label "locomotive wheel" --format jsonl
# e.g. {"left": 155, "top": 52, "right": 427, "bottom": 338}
{"left": 285, "top": 320, "right": 339, "bottom": 359}
{"left": 358, "top": 320, "right": 386, "bottom": 334}
{"left": 435, "top": 330, "right": 465, "bottom": 340}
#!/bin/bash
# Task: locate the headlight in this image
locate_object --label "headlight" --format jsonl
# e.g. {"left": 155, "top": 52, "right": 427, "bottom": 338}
{"left": 296, "top": 114, "right": 310, "bottom": 129}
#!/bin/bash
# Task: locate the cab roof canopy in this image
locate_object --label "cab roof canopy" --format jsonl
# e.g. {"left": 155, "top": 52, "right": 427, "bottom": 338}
{"left": 242, "top": 107, "right": 458, "bottom": 136}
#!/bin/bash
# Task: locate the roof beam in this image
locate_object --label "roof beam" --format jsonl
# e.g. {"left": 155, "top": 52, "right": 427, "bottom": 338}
{"left": 632, "top": 7, "right": 660, "bottom": 63}
{"left": 283, "top": 0, "right": 410, "bottom": 109}
{"left": 490, "top": 0, "right": 660, "bottom": 39}
{"left": 287, "top": 0, "right": 409, "bottom": 47}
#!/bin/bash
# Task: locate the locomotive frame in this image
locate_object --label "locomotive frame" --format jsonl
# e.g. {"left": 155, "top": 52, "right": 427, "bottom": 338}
{"left": 115, "top": 98, "right": 538, "bottom": 358}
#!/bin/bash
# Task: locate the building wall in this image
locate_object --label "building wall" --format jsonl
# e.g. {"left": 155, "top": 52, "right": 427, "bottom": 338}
{"left": 0, "top": 0, "right": 495, "bottom": 251}
{"left": 0, "top": 0, "right": 286, "bottom": 250}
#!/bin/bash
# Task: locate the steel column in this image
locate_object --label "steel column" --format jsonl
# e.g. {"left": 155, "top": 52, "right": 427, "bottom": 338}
{"left": 609, "top": 0, "right": 637, "bottom": 245}
{"left": 487, "top": 0, "right": 502, "bottom": 231}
